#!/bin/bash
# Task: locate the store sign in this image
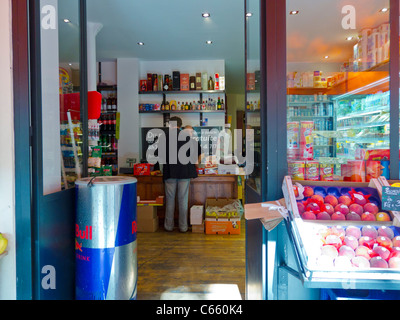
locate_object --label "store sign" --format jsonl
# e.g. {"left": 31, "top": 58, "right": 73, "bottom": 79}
{"left": 381, "top": 186, "right": 400, "bottom": 211}
{"left": 341, "top": 5, "right": 356, "bottom": 30}
{"left": 41, "top": 4, "right": 57, "bottom": 30}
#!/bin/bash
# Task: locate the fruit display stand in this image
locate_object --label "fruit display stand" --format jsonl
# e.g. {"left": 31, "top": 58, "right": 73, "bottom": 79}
{"left": 280, "top": 175, "right": 400, "bottom": 292}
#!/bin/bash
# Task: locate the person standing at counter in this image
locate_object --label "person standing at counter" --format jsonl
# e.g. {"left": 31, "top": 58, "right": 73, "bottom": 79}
{"left": 163, "top": 117, "right": 202, "bottom": 232}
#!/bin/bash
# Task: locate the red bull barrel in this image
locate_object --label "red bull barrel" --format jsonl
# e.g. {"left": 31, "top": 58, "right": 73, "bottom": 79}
{"left": 75, "top": 176, "right": 137, "bottom": 300}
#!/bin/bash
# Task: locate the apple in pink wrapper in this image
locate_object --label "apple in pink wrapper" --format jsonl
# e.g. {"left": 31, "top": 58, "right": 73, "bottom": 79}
{"left": 392, "top": 236, "right": 400, "bottom": 248}
{"left": 362, "top": 225, "right": 378, "bottom": 239}
{"left": 389, "top": 257, "right": 400, "bottom": 268}
{"left": 352, "top": 256, "right": 370, "bottom": 269}
{"left": 334, "top": 204, "right": 349, "bottom": 215}
{"left": 361, "top": 211, "right": 376, "bottom": 221}
{"left": 306, "top": 202, "right": 320, "bottom": 213}
{"left": 346, "top": 212, "right": 361, "bottom": 221}
{"left": 370, "top": 256, "right": 388, "bottom": 268}
{"left": 316, "top": 211, "right": 331, "bottom": 220}
{"left": 373, "top": 246, "right": 391, "bottom": 260}
{"left": 378, "top": 226, "right": 394, "bottom": 240}
{"left": 332, "top": 212, "right": 346, "bottom": 221}
{"left": 352, "top": 193, "right": 368, "bottom": 206}
{"left": 338, "top": 195, "right": 352, "bottom": 206}
{"left": 301, "top": 211, "right": 316, "bottom": 220}
{"left": 325, "top": 235, "right": 342, "bottom": 249}
{"left": 363, "top": 202, "right": 379, "bottom": 215}
{"left": 355, "top": 245, "right": 373, "bottom": 260}
{"left": 376, "top": 236, "right": 392, "bottom": 249}
{"left": 303, "top": 186, "right": 314, "bottom": 198}
{"left": 324, "top": 195, "right": 338, "bottom": 207}
{"left": 344, "top": 236, "right": 359, "bottom": 250}
{"left": 324, "top": 204, "right": 334, "bottom": 215}
{"left": 339, "top": 245, "right": 356, "bottom": 259}
{"left": 345, "top": 226, "right": 361, "bottom": 239}
{"left": 359, "top": 236, "right": 376, "bottom": 249}
{"left": 320, "top": 245, "right": 338, "bottom": 258}
{"left": 297, "top": 202, "right": 305, "bottom": 214}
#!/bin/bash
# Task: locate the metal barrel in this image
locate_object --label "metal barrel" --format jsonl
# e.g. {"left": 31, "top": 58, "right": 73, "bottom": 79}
{"left": 75, "top": 176, "right": 137, "bottom": 300}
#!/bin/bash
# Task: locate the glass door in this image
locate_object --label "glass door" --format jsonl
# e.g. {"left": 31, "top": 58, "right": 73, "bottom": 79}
{"left": 31, "top": 0, "right": 86, "bottom": 299}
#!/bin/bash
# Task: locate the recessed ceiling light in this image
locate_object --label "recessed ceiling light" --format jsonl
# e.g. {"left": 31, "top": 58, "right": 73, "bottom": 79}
{"left": 69, "top": 63, "right": 72, "bottom": 66}
{"left": 63, "top": 19, "right": 71, "bottom": 23}
{"left": 289, "top": 10, "right": 299, "bottom": 15}
{"left": 206, "top": 40, "right": 213, "bottom": 44}
{"left": 202, "top": 13, "right": 210, "bottom": 18}
{"left": 380, "top": 7, "right": 389, "bottom": 13}
{"left": 324, "top": 55, "right": 329, "bottom": 59}
{"left": 246, "top": 12, "right": 253, "bottom": 17}
{"left": 137, "top": 42, "right": 144, "bottom": 46}
{"left": 346, "top": 36, "right": 354, "bottom": 41}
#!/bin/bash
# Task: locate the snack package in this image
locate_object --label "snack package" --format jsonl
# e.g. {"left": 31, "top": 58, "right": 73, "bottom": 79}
{"left": 305, "top": 161, "right": 319, "bottom": 181}
{"left": 299, "top": 121, "right": 314, "bottom": 160}
{"left": 288, "top": 161, "right": 305, "bottom": 180}
{"left": 341, "top": 160, "right": 365, "bottom": 182}
{"left": 287, "top": 122, "right": 300, "bottom": 160}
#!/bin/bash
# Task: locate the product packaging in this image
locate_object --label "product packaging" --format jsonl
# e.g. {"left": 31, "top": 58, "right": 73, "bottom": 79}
{"left": 319, "top": 163, "right": 334, "bottom": 181}
{"left": 288, "top": 161, "right": 305, "bottom": 180}
{"left": 287, "top": 122, "right": 300, "bottom": 160}
{"left": 341, "top": 160, "right": 366, "bottom": 182}
{"left": 299, "top": 121, "right": 314, "bottom": 160}
{"left": 305, "top": 161, "right": 319, "bottom": 181}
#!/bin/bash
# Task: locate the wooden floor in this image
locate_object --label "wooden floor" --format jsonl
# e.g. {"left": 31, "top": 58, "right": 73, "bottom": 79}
{"left": 136, "top": 219, "right": 246, "bottom": 300}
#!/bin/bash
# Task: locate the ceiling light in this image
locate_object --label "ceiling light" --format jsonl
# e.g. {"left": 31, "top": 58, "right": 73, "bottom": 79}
{"left": 206, "top": 40, "right": 213, "bottom": 44}
{"left": 69, "top": 63, "right": 72, "bottom": 66}
{"left": 289, "top": 10, "right": 299, "bottom": 15}
{"left": 324, "top": 56, "right": 329, "bottom": 59}
{"left": 380, "top": 7, "right": 389, "bottom": 13}
{"left": 246, "top": 12, "right": 253, "bottom": 17}
{"left": 63, "top": 19, "right": 71, "bottom": 23}
{"left": 202, "top": 13, "right": 210, "bottom": 18}
{"left": 346, "top": 36, "right": 354, "bottom": 41}
{"left": 137, "top": 42, "right": 144, "bottom": 46}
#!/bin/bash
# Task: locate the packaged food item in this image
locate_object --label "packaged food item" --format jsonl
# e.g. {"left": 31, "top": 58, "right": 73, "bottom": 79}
{"left": 305, "top": 161, "right": 319, "bottom": 181}
{"left": 287, "top": 122, "right": 300, "bottom": 160}
{"left": 319, "top": 163, "right": 334, "bottom": 181}
{"left": 365, "top": 160, "right": 383, "bottom": 182}
{"left": 299, "top": 121, "right": 314, "bottom": 160}
{"left": 364, "top": 149, "right": 390, "bottom": 161}
{"left": 288, "top": 161, "right": 305, "bottom": 180}
{"left": 381, "top": 160, "right": 390, "bottom": 179}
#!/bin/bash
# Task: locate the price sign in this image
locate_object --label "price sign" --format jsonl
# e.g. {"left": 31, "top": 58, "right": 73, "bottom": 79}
{"left": 381, "top": 186, "right": 400, "bottom": 211}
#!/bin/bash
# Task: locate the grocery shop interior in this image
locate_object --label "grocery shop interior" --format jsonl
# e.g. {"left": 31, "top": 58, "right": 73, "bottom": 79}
{"left": 7, "top": 0, "right": 400, "bottom": 301}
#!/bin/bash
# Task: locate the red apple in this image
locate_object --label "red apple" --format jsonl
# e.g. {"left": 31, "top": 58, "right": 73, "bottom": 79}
{"left": 359, "top": 236, "right": 376, "bottom": 249}
{"left": 297, "top": 202, "right": 305, "bottom": 214}
{"left": 324, "top": 204, "right": 334, "bottom": 215}
{"left": 301, "top": 211, "right": 316, "bottom": 220}
{"left": 346, "top": 212, "right": 361, "bottom": 221}
{"left": 376, "top": 236, "right": 392, "bottom": 249}
{"left": 345, "top": 226, "right": 361, "bottom": 239}
{"left": 339, "top": 245, "right": 356, "bottom": 259}
{"left": 370, "top": 256, "right": 388, "bottom": 268}
{"left": 376, "top": 212, "right": 391, "bottom": 222}
{"left": 361, "top": 211, "right": 376, "bottom": 221}
{"left": 362, "top": 225, "right": 378, "bottom": 239}
{"left": 373, "top": 246, "right": 391, "bottom": 260}
{"left": 316, "top": 211, "right": 331, "bottom": 220}
{"left": 303, "top": 186, "right": 314, "bottom": 198}
{"left": 334, "top": 204, "right": 349, "bottom": 215}
{"left": 349, "top": 203, "right": 363, "bottom": 216}
{"left": 332, "top": 211, "right": 346, "bottom": 221}
{"left": 363, "top": 202, "right": 379, "bottom": 215}
{"left": 311, "top": 195, "right": 324, "bottom": 206}
{"left": 352, "top": 193, "right": 368, "bottom": 206}
{"left": 393, "top": 236, "right": 400, "bottom": 247}
{"left": 355, "top": 245, "right": 373, "bottom": 260}
{"left": 338, "top": 195, "right": 352, "bottom": 206}
{"left": 378, "top": 226, "right": 394, "bottom": 239}
{"left": 306, "top": 202, "right": 320, "bottom": 213}
{"left": 344, "top": 236, "right": 359, "bottom": 250}
{"left": 324, "top": 195, "right": 338, "bottom": 207}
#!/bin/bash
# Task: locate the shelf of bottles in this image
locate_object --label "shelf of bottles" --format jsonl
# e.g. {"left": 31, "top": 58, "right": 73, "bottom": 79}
{"left": 287, "top": 94, "right": 336, "bottom": 159}
{"left": 97, "top": 88, "right": 119, "bottom": 175}
{"left": 334, "top": 91, "right": 390, "bottom": 160}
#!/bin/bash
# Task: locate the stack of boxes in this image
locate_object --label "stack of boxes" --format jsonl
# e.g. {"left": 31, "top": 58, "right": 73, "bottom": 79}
{"left": 190, "top": 205, "right": 204, "bottom": 233}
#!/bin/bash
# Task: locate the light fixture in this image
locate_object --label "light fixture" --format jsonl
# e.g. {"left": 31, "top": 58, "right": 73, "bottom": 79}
{"left": 202, "top": 12, "right": 210, "bottom": 18}
{"left": 246, "top": 12, "right": 253, "bottom": 17}
{"left": 379, "top": 7, "right": 389, "bottom": 13}
{"left": 289, "top": 10, "right": 299, "bottom": 15}
{"left": 206, "top": 40, "right": 213, "bottom": 44}
{"left": 137, "top": 42, "right": 144, "bottom": 46}
{"left": 68, "top": 63, "right": 72, "bottom": 66}
{"left": 324, "top": 55, "right": 329, "bottom": 59}
{"left": 346, "top": 36, "right": 354, "bottom": 41}
{"left": 63, "top": 18, "right": 71, "bottom": 23}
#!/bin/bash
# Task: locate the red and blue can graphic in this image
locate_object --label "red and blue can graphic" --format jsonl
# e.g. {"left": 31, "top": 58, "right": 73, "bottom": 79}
{"left": 75, "top": 177, "right": 137, "bottom": 300}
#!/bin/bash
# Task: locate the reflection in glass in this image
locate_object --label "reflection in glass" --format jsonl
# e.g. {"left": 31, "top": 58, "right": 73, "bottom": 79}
{"left": 286, "top": 0, "right": 390, "bottom": 183}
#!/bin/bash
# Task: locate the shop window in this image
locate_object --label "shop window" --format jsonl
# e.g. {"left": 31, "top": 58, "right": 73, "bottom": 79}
{"left": 286, "top": 0, "right": 390, "bottom": 183}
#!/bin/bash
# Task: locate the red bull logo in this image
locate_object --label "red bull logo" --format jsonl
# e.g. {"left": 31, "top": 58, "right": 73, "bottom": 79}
{"left": 76, "top": 224, "right": 93, "bottom": 240}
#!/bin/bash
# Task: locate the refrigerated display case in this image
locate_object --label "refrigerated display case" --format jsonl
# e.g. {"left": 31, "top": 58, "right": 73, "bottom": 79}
{"left": 278, "top": 175, "right": 400, "bottom": 294}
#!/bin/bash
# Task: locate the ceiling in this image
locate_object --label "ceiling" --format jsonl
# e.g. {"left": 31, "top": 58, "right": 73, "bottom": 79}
{"left": 58, "top": 0, "right": 390, "bottom": 93}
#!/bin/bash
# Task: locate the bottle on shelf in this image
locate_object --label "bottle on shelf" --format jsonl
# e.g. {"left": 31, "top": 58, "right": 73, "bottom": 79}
{"left": 217, "top": 97, "right": 221, "bottom": 110}
{"left": 221, "top": 99, "right": 225, "bottom": 110}
{"left": 208, "top": 77, "right": 214, "bottom": 90}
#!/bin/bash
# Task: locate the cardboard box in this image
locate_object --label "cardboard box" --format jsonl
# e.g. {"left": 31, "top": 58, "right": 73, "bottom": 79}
{"left": 137, "top": 205, "right": 158, "bottom": 221}
{"left": 180, "top": 73, "right": 190, "bottom": 91}
{"left": 137, "top": 217, "right": 159, "bottom": 233}
{"left": 134, "top": 163, "right": 153, "bottom": 176}
{"left": 218, "top": 164, "right": 239, "bottom": 175}
{"left": 205, "top": 198, "right": 242, "bottom": 219}
{"left": 205, "top": 218, "right": 240, "bottom": 235}
{"left": 190, "top": 205, "right": 204, "bottom": 225}
{"left": 192, "top": 223, "right": 204, "bottom": 234}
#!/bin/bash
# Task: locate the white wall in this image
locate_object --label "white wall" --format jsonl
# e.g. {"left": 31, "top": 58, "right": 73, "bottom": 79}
{"left": 0, "top": 0, "right": 16, "bottom": 300}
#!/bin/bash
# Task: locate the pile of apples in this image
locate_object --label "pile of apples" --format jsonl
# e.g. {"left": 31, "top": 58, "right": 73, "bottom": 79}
{"left": 317, "top": 225, "right": 400, "bottom": 269}
{"left": 297, "top": 186, "right": 391, "bottom": 222}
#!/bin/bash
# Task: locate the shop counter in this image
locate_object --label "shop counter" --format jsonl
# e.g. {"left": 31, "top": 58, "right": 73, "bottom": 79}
{"left": 131, "top": 174, "right": 244, "bottom": 224}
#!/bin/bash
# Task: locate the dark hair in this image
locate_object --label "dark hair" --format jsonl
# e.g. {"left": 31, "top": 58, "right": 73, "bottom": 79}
{"left": 169, "top": 116, "right": 182, "bottom": 128}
